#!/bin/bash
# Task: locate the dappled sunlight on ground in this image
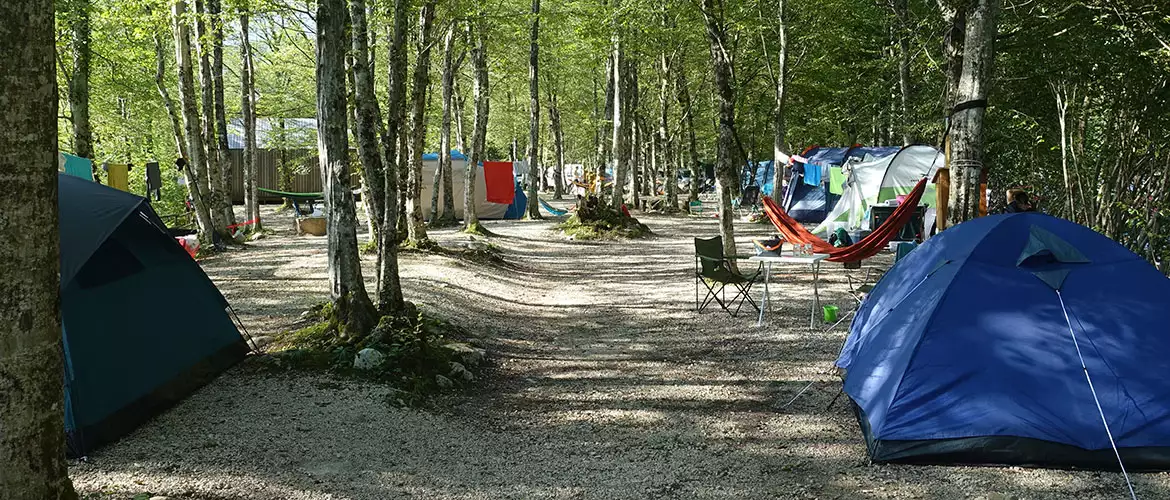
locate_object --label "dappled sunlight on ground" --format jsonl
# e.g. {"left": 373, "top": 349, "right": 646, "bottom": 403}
{"left": 69, "top": 202, "right": 1170, "bottom": 499}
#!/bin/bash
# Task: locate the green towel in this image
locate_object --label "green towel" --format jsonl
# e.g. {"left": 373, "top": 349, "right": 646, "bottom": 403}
{"left": 829, "top": 167, "right": 846, "bottom": 195}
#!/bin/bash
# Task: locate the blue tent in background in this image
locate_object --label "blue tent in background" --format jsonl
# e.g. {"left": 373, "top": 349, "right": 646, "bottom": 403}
{"left": 58, "top": 174, "right": 249, "bottom": 457}
{"left": 839, "top": 213, "right": 1170, "bottom": 469}
{"left": 741, "top": 160, "right": 776, "bottom": 195}
{"left": 781, "top": 146, "right": 901, "bottom": 222}
{"left": 782, "top": 147, "right": 849, "bottom": 222}
{"left": 421, "top": 150, "right": 468, "bottom": 161}
{"left": 503, "top": 182, "right": 528, "bottom": 219}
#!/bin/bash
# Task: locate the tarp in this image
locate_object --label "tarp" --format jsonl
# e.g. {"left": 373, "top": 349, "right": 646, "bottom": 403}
{"left": 58, "top": 174, "right": 248, "bottom": 457}
{"left": 741, "top": 160, "right": 776, "bottom": 195}
{"left": 839, "top": 213, "right": 1170, "bottom": 469}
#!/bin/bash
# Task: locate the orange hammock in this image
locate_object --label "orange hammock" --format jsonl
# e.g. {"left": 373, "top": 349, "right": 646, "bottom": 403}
{"left": 760, "top": 177, "right": 928, "bottom": 263}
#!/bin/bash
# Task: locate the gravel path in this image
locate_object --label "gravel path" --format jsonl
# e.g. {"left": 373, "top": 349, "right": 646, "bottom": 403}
{"left": 71, "top": 204, "right": 1170, "bottom": 499}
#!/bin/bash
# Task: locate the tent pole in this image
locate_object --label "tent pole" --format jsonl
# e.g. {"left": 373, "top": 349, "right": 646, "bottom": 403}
{"left": 1055, "top": 290, "right": 1137, "bottom": 500}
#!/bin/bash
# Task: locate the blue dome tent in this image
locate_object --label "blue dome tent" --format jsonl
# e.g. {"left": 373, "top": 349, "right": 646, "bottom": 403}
{"left": 782, "top": 146, "right": 900, "bottom": 223}
{"left": 58, "top": 174, "right": 250, "bottom": 457}
{"left": 839, "top": 213, "right": 1170, "bottom": 470}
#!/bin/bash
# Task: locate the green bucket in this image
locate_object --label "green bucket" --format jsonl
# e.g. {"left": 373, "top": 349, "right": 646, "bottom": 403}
{"left": 823, "top": 305, "right": 840, "bottom": 323}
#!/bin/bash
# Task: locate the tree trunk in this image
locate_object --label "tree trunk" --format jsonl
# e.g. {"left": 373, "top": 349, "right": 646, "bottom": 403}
{"left": 629, "top": 62, "right": 641, "bottom": 209}
{"left": 397, "top": 120, "right": 409, "bottom": 238}
{"left": 596, "top": 54, "right": 615, "bottom": 189}
{"left": 429, "top": 148, "right": 443, "bottom": 221}
{"left": 649, "top": 116, "right": 659, "bottom": 198}
{"left": 700, "top": 0, "right": 739, "bottom": 258}
{"left": 659, "top": 39, "right": 677, "bottom": 211}
{"left": 377, "top": 0, "right": 408, "bottom": 312}
{"left": 154, "top": 33, "right": 188, "bottom": 159}
{"left": 209, "top": 0, "right": 234, "bottom": 226}
{"left": 350, "top": 0, "right": 386, "bottom": 247}
{"left": 526, "top": 0, "right": 542, "bottom": 218}
{"left": 947, "top": 0, "right": 1000, "bottom": 225}
{"left": 68, "top": 0, "right": 93, "bottom": 159}
{"left": 549, "top": 90, "right": 565, "bottom": 200}
{"left": 675, "top": 62, "right": 701, "bottom": 206}
{"left": 173, "top": 0, "right": 217, "bottom": 247}
{"left": 0, "top": 2, "right": 78, "bottom": 496}
{"left": 894, "top": 0, "right": 911, "bottom": 145}
{"left": 466, "top": 16, "right": 490, "bottom": 231}
{"left": 610, "top": 40, "right": 630, "bottom": 209}
{"left": 938, "top": 0, "right": 967, "bottom": 112}
{"left": 195, "top": 0, "right": 228, "bottom": 233}
{"left": 1052, "top": 81, "right": 1074, "bottom": 219}
{"left": 406, "top": 0, "right": 436, "bottom": 244}
{"left": 771, "top": 0, "right": 789, "bottom": 198}
{"left": 435, "top": 24, "right": 462, "bottom": 226}
{"left": 454, "top": 83, "right": 468, "bottom": 153}
{"left": 239, "top": 8, "right": 261, "bottom": 232}
{"left": 318, "top": 0, "right": 377, "bottom": 337}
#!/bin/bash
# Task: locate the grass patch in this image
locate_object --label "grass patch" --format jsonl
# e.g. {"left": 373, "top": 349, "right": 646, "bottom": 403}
{"left": 401, "top": 237, "right": 442, "bottom": 252}
{"left": 261, "top": 302, "right": 485, "bottom": 406}
{"left": 463, "top": 221, "right": 497, "bottom": 237}
{"left": 360, "top": 238, "right": 379, "bottom": 254}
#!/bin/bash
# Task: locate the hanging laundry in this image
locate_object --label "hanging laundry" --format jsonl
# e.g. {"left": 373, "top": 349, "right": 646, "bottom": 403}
{"left": 145, "top": 161, "right": 162, "bottom": 201}
{"left": 60, "top": 152, "right": 93, "bottom": 181}
{"left": 829, "top": 166, "right": 847, "bottom": 195}
{"left": 103, "top": 163, "right": 131, "bottom": 192}
{"left": 803, "top": 162, "right": 823, "bottom": 186}
{"left": 483, "top": 161, "right": 516, "bottom": 204}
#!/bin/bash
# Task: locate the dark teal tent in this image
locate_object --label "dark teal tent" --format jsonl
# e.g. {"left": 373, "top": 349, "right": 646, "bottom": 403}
{"left": 58, "top": 174, "right": 250, "bottom": 457}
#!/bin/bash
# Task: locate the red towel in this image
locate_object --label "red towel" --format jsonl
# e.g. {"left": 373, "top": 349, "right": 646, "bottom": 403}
{"left": 483, "top": 161, "right": 515, "bottom": 204}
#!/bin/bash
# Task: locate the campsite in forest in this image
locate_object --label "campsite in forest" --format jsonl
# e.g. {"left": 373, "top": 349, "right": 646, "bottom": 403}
{"left": 4, "top": 0, "right": 1170, "bottom": 498}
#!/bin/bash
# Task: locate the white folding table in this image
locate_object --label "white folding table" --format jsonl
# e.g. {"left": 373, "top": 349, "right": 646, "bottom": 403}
{"left": 749, "top": 253, "right": 831, "bottom": 329}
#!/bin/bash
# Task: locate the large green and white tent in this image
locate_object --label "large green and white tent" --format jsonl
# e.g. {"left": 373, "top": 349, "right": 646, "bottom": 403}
{"left": 813, "top": 145, "right": 944, "bottom": 235}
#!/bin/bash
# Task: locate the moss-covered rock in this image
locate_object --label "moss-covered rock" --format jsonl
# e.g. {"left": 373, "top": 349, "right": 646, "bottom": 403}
{"left": 263, "top": 302, "right": 484, "bottom": 405}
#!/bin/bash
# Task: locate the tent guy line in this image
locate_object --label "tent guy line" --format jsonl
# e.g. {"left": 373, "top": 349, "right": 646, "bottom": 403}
{"left": 1056, "top": 289, "right": 1138, "bottom": 500}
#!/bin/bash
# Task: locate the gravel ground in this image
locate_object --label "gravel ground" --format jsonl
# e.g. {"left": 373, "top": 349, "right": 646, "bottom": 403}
{"left": 70, "top": 202, "right": 1170, "bottom": 499}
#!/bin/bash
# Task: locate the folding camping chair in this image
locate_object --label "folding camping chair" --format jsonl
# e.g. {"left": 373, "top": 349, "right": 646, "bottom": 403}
{"left": 694, "top": 236, "right": 763, "bottom": 317}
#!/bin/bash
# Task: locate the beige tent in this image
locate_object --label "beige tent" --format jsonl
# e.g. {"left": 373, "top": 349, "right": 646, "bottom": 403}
{"left": 419, "top": 153, "right": 511, "bottom": 220}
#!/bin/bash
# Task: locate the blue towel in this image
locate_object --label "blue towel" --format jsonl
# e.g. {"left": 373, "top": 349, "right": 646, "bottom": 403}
{"left": 61, "top": 152, "right": 93, "bottom": 181}
{"left": 803, "top": 163, "right": 822, "bottom": 186}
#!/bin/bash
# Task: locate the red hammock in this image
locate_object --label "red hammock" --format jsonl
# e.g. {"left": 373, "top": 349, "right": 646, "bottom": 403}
{"left": 760, "top": 177, "right": 928, "bottom": 263}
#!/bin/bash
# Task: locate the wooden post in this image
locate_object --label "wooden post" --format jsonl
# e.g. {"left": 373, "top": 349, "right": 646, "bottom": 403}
{"left": 936, "top": 134, "right": 951, "bottom": 231}
{"left": 978, "top": 167, "right": 989, "bottom": 217}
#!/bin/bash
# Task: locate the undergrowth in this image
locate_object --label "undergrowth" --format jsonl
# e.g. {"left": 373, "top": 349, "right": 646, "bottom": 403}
{"left": 557, "top": 207, "right": 652, "bottom": 240}
{"left": 556, "top": 194, "right": 652, "bottom": 240}
{"left": 260, "top": 302, "right": 484, "bottom": 406}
